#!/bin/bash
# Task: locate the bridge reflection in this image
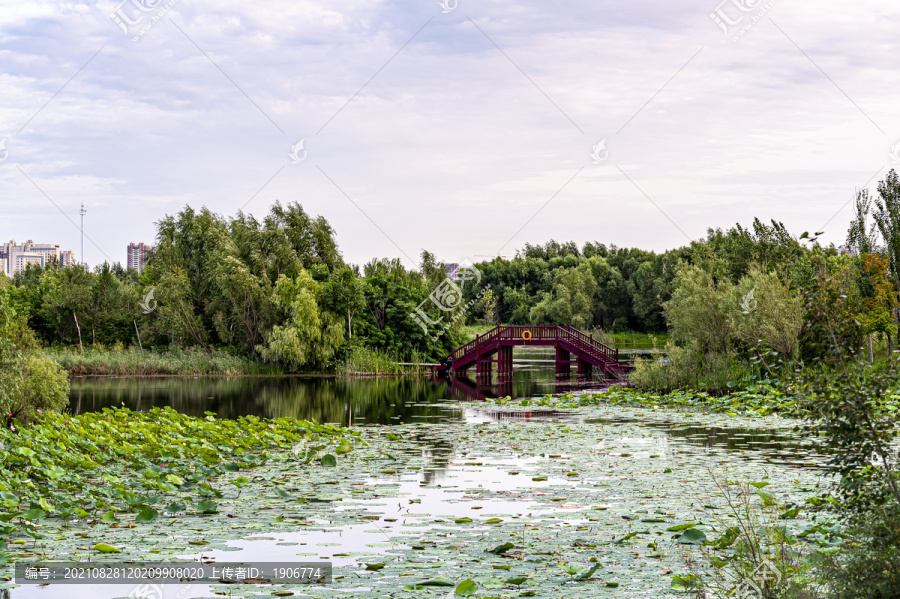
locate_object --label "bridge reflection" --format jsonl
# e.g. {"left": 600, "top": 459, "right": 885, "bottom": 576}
{"left": 445, "top": 373, "right": 602, "bottom": 402}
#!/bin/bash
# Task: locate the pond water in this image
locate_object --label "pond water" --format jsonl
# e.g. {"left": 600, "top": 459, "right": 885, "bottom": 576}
{"left": 6, "top": 349, "right": 830, "bottom": 599}
{"left": 66, "top": 347, "right": 609, "bottom": 423}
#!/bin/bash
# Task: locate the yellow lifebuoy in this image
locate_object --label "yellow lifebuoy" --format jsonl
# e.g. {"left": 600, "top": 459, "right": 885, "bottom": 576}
{"left": 522, "top": 330, "right": 532, "bottom": 341}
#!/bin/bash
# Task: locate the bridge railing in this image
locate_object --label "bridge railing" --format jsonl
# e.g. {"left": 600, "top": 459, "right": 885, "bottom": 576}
{"left": 451, "top": 325, "right": 618, "bottom": 364}
{"left": 558, "top": 325, "right": 618, "bottom": 363}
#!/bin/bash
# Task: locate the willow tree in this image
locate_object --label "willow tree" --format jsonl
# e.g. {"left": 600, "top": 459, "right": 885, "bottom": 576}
{"left": 257, "top": 271, "right": 344, "bottom": 371}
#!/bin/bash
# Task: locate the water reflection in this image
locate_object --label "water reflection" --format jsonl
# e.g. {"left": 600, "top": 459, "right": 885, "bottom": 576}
{"left": 68, "top": 376, "right": 457, "bottom": 425}
{"left": 67, "top": 347, "right": 610, "bottom": 424}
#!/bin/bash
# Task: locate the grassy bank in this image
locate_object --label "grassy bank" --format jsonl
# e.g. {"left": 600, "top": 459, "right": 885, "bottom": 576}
{"left": 46, "top": 347, "right": 282, "bottom": 376}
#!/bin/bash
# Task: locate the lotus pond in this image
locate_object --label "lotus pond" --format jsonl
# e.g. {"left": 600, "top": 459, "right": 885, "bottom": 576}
{"left": 1, "top": 352, "right": 836, "bottom": 598}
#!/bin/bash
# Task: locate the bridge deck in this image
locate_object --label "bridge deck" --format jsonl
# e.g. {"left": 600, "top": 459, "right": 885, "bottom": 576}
{"left": 450, "top": 325, "right": 630, "bottom": 377}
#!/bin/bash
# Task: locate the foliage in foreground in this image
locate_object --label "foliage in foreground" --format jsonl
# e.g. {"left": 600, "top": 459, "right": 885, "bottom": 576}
{"left": 0, "top": 407, "right": 356, "bottom": 549}
{"left": 680, "top": 473, "right": 830, "bottom": 599}
{"left": 761, "top": 263, "right": 900, "bottom": 598}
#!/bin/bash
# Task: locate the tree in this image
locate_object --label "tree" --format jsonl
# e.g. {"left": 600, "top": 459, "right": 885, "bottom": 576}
{"left": 731, "top": 267, "right": 804, "bottom": 358}
{"left": 857, "top": 253, "right": 899, "bottom": 361}
{"left": 847, "top": 189, "right": 878, "bottom": 255}
{"left": 664, "top": 264, "right": 734, "bottom": 356}
{"left": 321, "top": 267, "right": 366, "bottom": 339}
{"left": 475, "top": 289, "right": 499, "bottom": 326}
{"left": 257, "top": 271, "right": 344, "bottom": 370}
{"left": 872, "top": 169, "right": 900, "bottom": 354}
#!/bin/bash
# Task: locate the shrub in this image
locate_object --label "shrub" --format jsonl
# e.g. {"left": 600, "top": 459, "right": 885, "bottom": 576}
{"left": 10, "top": 353, "right": 70, "bottom": 421}
{"left": 630, "top": 343, "right": 752, "bottom": 392}
{"left": 814, "top": 502, "right": 900, "bottom": 599}
{"left": 0, "top": 288, "right": 69, "bottom": 422}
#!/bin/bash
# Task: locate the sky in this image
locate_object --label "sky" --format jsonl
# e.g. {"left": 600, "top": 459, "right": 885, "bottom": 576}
{"left": 1, "top": 0, "right": 899, "bottom": 269}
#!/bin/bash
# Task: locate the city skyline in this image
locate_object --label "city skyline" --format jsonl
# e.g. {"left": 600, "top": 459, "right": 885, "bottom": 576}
{"left": 2, "top": 1, "right": 900, "bottom": 269}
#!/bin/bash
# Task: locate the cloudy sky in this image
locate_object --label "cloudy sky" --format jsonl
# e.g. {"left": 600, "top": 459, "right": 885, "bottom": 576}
{"left": 1, "top": 0, "right": 898, "bottom": 269}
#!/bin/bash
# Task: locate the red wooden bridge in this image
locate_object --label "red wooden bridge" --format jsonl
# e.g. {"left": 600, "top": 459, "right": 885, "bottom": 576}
{"left": 447, "top": 325, "right": 630, "bottom": 381}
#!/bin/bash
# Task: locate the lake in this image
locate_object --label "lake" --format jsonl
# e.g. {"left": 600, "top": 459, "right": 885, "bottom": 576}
{"left": 4, "top": 348, "right": 828, "bottom": 599}
{"left": 67, "top": 347, "right": 611, "bottom": 424}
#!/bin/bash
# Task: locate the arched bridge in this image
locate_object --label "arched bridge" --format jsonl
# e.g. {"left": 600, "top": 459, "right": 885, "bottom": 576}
{"left": 448, "top": 325, "right": 630, "bottom": 380}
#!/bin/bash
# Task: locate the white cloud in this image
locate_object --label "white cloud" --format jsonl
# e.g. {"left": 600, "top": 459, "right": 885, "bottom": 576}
{"left": 1, "top": 0, "right": 899, "bottom": 267}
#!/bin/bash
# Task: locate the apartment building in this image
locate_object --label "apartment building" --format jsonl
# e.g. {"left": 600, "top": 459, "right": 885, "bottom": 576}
{"left": 0, "top": 240, "right": 75, "bottom": 277}
{"left": 127, "top": 242, "right": 155, "bottom": 273}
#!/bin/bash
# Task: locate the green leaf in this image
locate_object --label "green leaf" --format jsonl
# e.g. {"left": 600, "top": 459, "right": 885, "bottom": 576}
{"left": 93, "top": 543, "right": 121, "bottom": 554}
{"left": 320, "top": 454, "right": 337, "bottom": 467}
{"left": 455, "top": 579, "right": 478, "bottom": 596}
{"left": 364, "top": 563, "right": 385, "bottom": 571}
{"left": 164, "top": 502, "right": 186, "bottom": 514}
{"left": 221, "top": 462, "right": 241, "bottom": 472}
{"left": 196, "top": 500, "right": 218, "bottom": 514}
{"left": 749, "top": 481, "right": 770, "bottom": 489}
{"left": 165, "top": 474, "right": 185, "bottom": 486}
{"left": 22, "top": 507, "right": 46, "bottom": 521}
{"left": 335, "top": 440, "right": 353, "bottom": 455}
{"left": 676, "top": 528, "right": 707, "bottom": 545}
{"left": 420, "top": 579, "right": 455, "bottom": 587}
{"left": 100, "top": 511, "right": 118, "bottom": 523}
{"left": 135, "top": 507, "right": 158, "bottom": 523}
{"left": 666, "top": 522, "right": 699, "bottom": 532}
{"left": 486, "top": 542, "right": 515, "bottom": 555}
{"left": 575, "top": 563, "right": 601, "bottom": 581}
{"left": 274, "top": 487, "right": 293, "bottom": 499}
{"left": 671, "top": 574, "right": 702, "bottom": 591}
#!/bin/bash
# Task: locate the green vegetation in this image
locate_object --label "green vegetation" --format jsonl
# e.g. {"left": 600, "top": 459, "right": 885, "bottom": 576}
{"left": 0, "top": 278, "right": 69, "bottom": 422}
{"left": 336, "top": 344, "right": 432, "bottom": 375}
{"left": 9, "top": 175, "right": 898, "bottom": 379}
{"left": 6, "top": 203, "right": 464, "bottom": 375}
{"left": 46, "top": 346, "right": 275, "bottom": 376}
{"left": 0, "top": 406, "right": 353, "bottom": 546}
{"left": 6, "top": 171, "right": 900, "bottom": 597}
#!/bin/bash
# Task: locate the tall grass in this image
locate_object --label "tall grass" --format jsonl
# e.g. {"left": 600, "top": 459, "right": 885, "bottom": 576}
{"left": 608, "top": 330, "right": 669, "bottom": 350}
{"left": 47, "top": 347, "right": 278, "bottom": 376}
{"left": 337, "top": 345, "right": 432, "bottom": 376}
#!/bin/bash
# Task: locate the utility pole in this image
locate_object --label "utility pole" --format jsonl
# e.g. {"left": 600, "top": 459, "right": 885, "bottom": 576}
{"left": 79, "top": 202, "right": 86, "bottom": 265}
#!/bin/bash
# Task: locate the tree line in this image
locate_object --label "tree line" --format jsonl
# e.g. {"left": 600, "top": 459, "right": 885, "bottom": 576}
{"left": 4, "top": 170, "right": 900, "bottom": 376}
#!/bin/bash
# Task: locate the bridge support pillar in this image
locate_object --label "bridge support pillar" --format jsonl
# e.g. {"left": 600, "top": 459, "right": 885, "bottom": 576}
{"left": 476, "top": 359, "right": 493, "bottom": 386}
{"left": 556, "top": 348, "right": 571, "bottom": 378}
{"left": 498, "top": 346, "right": 514, "bottom": 380}
{"left": 577, "top": 356, "right": 593, "bottom": 379}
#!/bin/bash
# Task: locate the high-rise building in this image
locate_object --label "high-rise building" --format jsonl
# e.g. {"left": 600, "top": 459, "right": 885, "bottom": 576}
{"left": 444, "top": 263, "right": 460, "bottom": 280}
{"left": 127, "top": 242, "right": 155, "bottom": 273}
{"left": 1, "top": 240, "right": 75, "bottom": 277}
